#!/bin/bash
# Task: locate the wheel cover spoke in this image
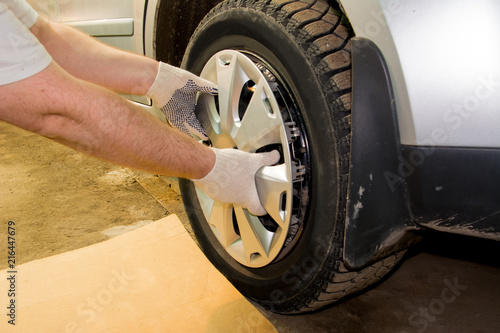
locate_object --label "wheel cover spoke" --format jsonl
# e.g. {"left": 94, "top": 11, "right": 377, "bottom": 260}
{"left": 256, "top": 164, "right": 291, "bottom": 225}
{"left": 215, "top": 53, "right": 241, "bottom": 135}
{"left": 233, "top": 79, "right": 282, "bottom": 150}
{"left": 234, "top": 207, "right": 273, "bottom": 265}
{"left": 208, "top": 201, "right": 239, "bottom": 249}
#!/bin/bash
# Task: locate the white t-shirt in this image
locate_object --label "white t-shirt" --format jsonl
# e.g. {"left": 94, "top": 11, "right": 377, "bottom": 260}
{"left": 0, "top": 0, "right": 52, "bottom": 85}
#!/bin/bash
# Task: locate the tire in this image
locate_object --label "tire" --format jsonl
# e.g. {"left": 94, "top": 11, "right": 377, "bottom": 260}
{"left": 179, "top": 0, "right": 405, "bottom": 314}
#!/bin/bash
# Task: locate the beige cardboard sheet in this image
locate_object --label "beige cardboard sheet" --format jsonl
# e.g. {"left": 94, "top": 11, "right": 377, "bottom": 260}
{"left": 0, "top": 215, "right": 276, "bottom": 332}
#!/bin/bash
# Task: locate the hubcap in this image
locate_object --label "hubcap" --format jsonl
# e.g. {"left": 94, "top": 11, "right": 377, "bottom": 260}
{"left": 194, "top": 50, "right": 309, "bottom": 268}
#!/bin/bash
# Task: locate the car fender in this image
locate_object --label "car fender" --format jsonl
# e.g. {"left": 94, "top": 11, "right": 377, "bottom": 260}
{"left": 338, "top": 0, "right": 500, "bottom": 148}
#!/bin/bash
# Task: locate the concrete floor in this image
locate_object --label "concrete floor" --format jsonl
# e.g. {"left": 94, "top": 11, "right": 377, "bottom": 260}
{"left": 262, "top": 232, "right": 500, "bottom": 333}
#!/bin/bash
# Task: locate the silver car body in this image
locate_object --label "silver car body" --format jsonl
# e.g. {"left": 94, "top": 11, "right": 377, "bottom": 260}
{"left": 339, "top": 0, "right": 500, "bottom": 148}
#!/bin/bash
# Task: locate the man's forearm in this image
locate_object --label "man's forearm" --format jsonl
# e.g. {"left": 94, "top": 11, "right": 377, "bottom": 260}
{"left": 0, "top": 62, "right": 214, "bottom": 179}
{"left": 30, "top": 17, "right": 158, "bottom": 96}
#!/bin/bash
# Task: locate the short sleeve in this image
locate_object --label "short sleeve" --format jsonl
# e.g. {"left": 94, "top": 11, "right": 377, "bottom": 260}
{"left": 0, "top": 1, "right": 52, "bottom": 85}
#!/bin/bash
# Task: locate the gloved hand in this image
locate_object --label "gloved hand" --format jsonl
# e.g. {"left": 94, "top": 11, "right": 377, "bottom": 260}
{"left": 147, "top": 62, "right": 217, "bottom": 140}
{"left": 192, "top": 149, "right": 280, "bottom": 216}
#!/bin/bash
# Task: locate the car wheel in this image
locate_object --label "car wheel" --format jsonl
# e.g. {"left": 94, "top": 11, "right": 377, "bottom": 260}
{"left": 179, "top": 0, "right": 404, "bottom": 314}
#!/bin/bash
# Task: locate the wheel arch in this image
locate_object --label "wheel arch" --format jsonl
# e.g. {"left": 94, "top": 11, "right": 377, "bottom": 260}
{"left": 150, "top": 0, "right": 345, "bottom": 65}
{"left": 151, "top": 0, "right": 224, "bottom": 66}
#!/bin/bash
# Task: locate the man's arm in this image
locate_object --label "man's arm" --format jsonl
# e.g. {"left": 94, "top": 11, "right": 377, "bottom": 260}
{"left": 0, "top": 60, "right": 279, "bottom": 215}
{"left": 0, "top": 61, "right": 215, "bottom": 179}
{"left": 29, "top": 16, "right": 158, "bottom": 96}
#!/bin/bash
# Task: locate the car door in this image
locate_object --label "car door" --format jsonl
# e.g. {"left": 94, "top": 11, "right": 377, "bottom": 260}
{"left": 29, "top": 0, "right": 142, "bottom": 53}
{"left": 57, "top": 0, "right": 140, "bottom": 53}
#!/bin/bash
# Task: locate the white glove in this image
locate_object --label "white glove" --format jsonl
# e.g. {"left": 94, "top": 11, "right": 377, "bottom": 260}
{"left": 147, "top": 62, "right": 217, "bottom": 140}
{"left": 192, "top": 149, "right": 280, "bottom": 216}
